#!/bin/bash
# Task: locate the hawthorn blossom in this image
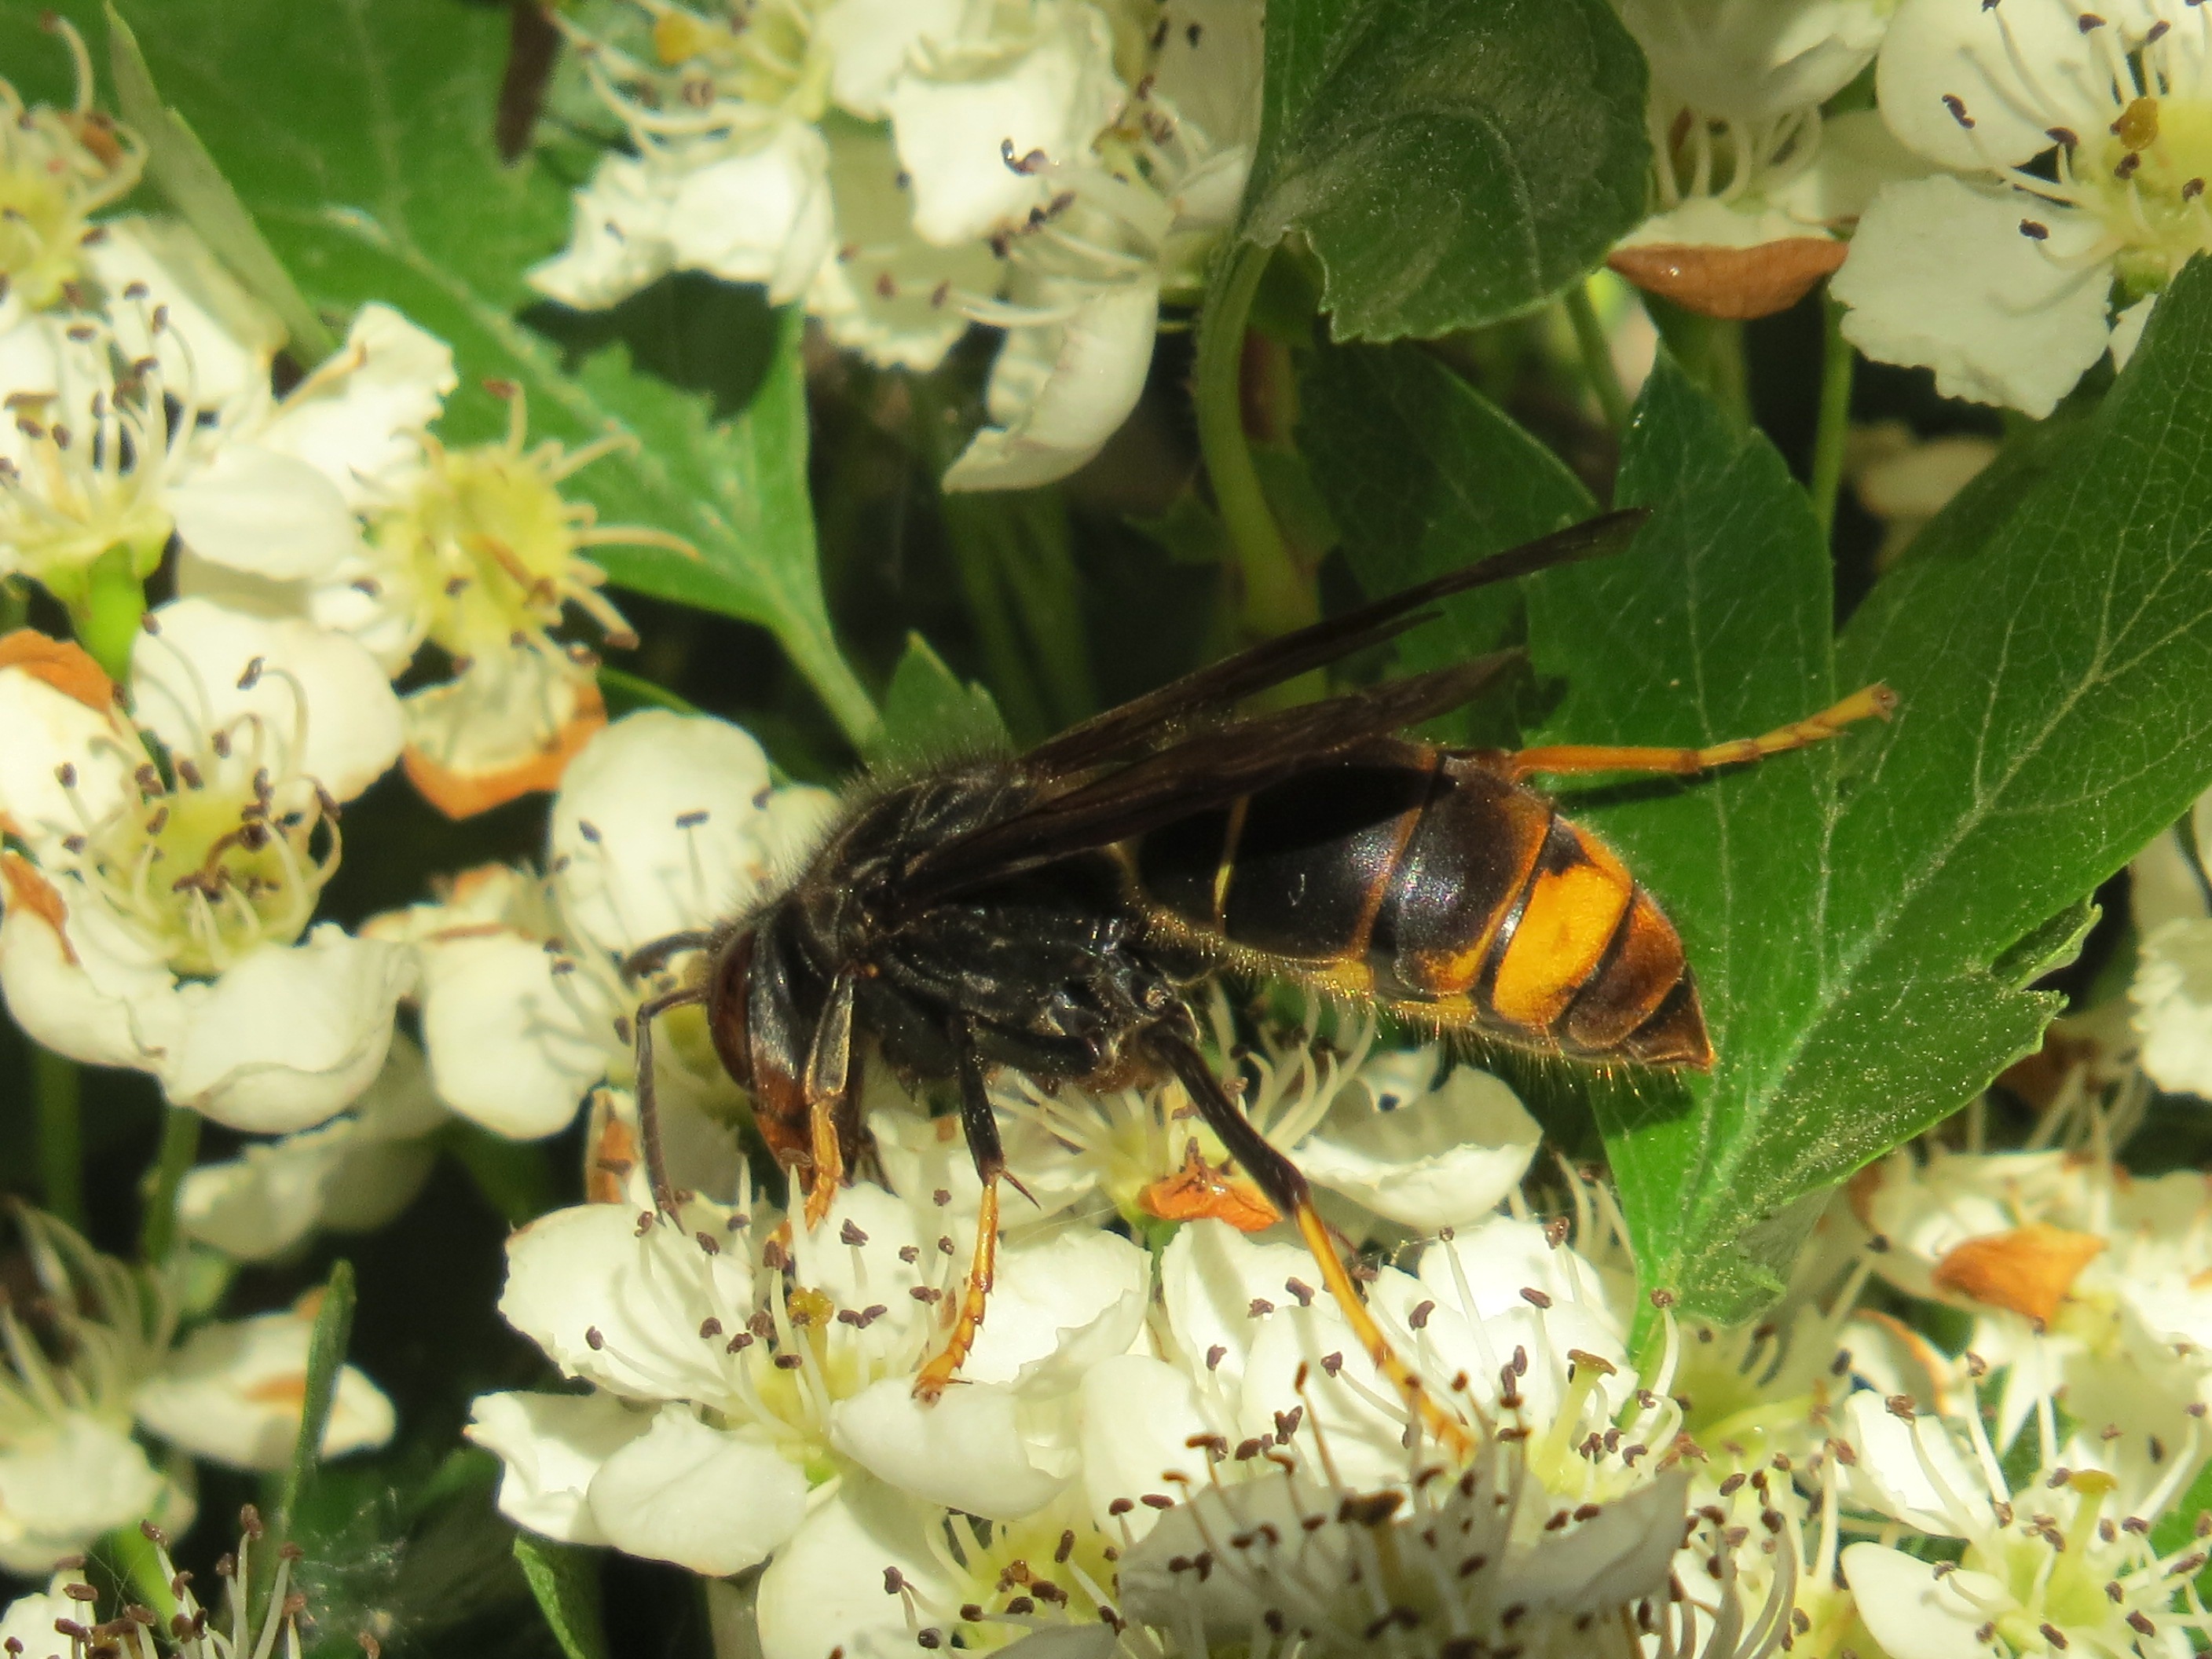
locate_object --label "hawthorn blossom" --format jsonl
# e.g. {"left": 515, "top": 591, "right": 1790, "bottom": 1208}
{"left": 0, "top": 603, "right": 408, "bottom": 1132}
{"left": 174, "top": 1036, "right": 445, "bottom": 1263}
{"left": 370, "top": 709, "right": 832, "bottom": 1143}
{"left": 467, "top": 1179, "right": 1149, "bottom": 1583}
{"left": 1608, "top": 0, "right": 1914, "bottom": 318}
{"left": 1838, "top": 1383, "right": 2212, "bottom": 1657}
{"left": 0, "top": 1212, "right": 391, "bottom": 1576}
{"left": 1851, "top": 1126, "right": 2212, "bottom": 1471}
{"left": 870, "top": 1012, "right": 1542, "bottom": 1244}
{"left": 943, "top": 0, "right": 1259, "bottom": 490}
{"left": 1837, "top": 0, "right": 2212, "bottom": 415}
{"left": 1, "top": 1512, "right": 318, "bottom": 1659}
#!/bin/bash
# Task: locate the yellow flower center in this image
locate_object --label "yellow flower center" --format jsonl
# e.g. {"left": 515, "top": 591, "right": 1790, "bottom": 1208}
{"left": 2090, "top": 94, "right": 2212, "bottom": 292}
{"left": 79, "top": 742, "right": 335, "bottom": 977}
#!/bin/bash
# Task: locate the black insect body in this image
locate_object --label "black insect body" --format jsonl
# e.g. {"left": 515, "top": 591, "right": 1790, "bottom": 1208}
{"left": 629, "top": 511, "right": 1893, "bottom": 1448}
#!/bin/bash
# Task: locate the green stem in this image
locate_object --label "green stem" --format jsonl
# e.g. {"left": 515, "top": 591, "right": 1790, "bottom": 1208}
{"left": 1809, "top": 291, "right": 1855, "bottom": 540}
{"left": 137, "top": 1104, "right": 201, "bottom": 1262}
{"left": 791, "top": 633, "right": 880, "bottom": 754}
{"left": 1564, "top": 280, "right": 1632, "bottom": 431}
{"left": 943, "top": 496, "right": 1051, "bottom": 743}
{"left": 73, "top": 546, "right": 147, "bottom": 683}
{"left": 1646, "top": 297, "right": 1749, "bottom": 429}
{"left": 32, "top": 1048, "right": 82, "bottom": 1229}
{"left": 1194, "top": 240, "right": 1318, "bottom": 641}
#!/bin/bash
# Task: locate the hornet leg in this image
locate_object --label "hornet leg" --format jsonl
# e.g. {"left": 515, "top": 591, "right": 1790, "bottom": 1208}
{"left": 1506, "top": 683, "right": 1895, "bottom": 781}
{"left": 633, "top": 987, "right": 705, "bottom": 1220}
{"left": 1148, "top": 1031, "right": 1476, "bottom": 1459}
{"left": 914, "top": 1029, "right": 1003, "bottom": 1402}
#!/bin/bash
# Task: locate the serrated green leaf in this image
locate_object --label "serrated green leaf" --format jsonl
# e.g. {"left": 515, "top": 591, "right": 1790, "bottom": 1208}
{"left": 1242, "top": 0, "right": 1648, "bottom": 340}
{"left": 1303, "top": 340, "right": 1594, "bottom": 667}
{"left": 512, "top": 1533, "right": 610, "bottom": 1659}
{"left": 1529, "top": 258, "right": 2212, "bottom": 1321}
{"left": 104, "top": 3, "right": 332, "bottom": 357}
{"left": 868, "top": 634, "right": 1010, "bottom": 769}
{"left": 27, "top": 0, "right": 876, "bottom": 745}
{"left": 1301, "top": 340, "right": 1591, "bottom": 744}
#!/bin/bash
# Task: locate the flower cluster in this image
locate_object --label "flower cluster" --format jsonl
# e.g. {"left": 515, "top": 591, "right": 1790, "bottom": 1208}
{"left": 0, "top": 1209, "right": 390, "bottom": 1577}
{"left": 532, "top": 0, "right": 1262, "bottom": 489}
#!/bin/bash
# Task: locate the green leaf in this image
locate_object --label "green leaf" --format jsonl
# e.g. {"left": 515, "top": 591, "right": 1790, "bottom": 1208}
{"left": 1242, "top": 0, "right": 1648, "bottom": 340}
{"left": 40, "top": 0, "right": 877, "bottom": 746}
{"left": 1303, "top": 340, "right": 1595, "bottom": 668}
{"left": 512, "top": 1534, "right": 610, "bottom": 1659}
{"left": 867, "top": 634, "right": 1010, "bottom": 770}
{"left": 104, "top": 2, "right": 333, "bottom": 357}
{"left": 1301, "top": 340, "right": 1592, "bottom": 744}
{"left": 275, "top": 1258, "right": 357, "bottom": 1540}
{"left": 1530, "top": 258, "right": 2212, "bottom": 1320}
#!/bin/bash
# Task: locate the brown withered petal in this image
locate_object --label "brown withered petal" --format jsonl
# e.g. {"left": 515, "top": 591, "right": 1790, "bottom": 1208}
{"left": 1608, "top": 237, "right": 1849, "bottom": 320}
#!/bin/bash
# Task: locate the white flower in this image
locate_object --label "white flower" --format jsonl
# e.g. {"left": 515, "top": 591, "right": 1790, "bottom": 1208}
{"left": 882, "top": 0, "right": 1125, "bottom": 248}
{"left": 372, "top": 709, "right": 833, "bottom": 1142}
{"left": 2132, "top": 795, "right": 2212, "bottom": 1096}
{"left": 1853, "top": 1135, "right": 2212, "bottom": 1467}
{"left": 1839, "top": 1388, "right": 2209, "bottom": 1659}
{"left": 5, "top": 1515, "right": 320, "bottom": 1659}
{"left": 529, "top": 1, "right": 838, "bottom": 310}
{"left": 168, "top": 302, "right": 456, "bottom": 592}
{"left": 0, "top": 602, "right": 408, "bottom": 1131}
{"left": 469, "top": 1178, "right": 1149, "bottom": 1581}
{"left": 942, "top": 0, "right": 1261, "bottom": 490}
{"left": 1838, "top": 0, "right": 2212, "bottom": 414}
{"left": 1606, "top": 0, "right": 1914, "bottom": 318}
{"left": 176, "top": 1035, "right": 445, "bottom": 1262}
{"left": 873, "top": 1014, "right": 1540, "bottom": 1245}
{"left": 806, "top": 120, "right": 1004, "bottom": 372}
{"left": 131, "top": 1300, "right": 396, "bottom": 1472}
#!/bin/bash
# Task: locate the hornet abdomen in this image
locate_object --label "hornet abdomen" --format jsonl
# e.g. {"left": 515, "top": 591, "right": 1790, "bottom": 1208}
{"left": 1130, "top": 736, "right": 1711, "bottom": 1068}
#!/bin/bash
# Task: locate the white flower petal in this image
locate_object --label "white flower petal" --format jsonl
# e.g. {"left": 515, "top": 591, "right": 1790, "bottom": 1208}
{"left": 132, "top": 1309, "right": 395, "bottom": 1470}
{"left": 1515, "top": 1470, "right": 1688, "bottom": 1610}
{"left": 0, "top": 653, "right": 129, "bottom": 851}
{"left": 1621, "top": 0, "right": 1887, "bottom": 120}
{"left": 665, "top": 125, "right": 837, "bottom": 304}
{"left": 964, "top": 1226, "right": 1149, "bottom": 1392}
{"left": 161, "top": 927, "right": 411, "bottom": 1132}
{"left": 167, "top": 444, "right": 364, "bottom": 582}
{"left": 500, "top": 1203, "right": 757, "bottom": 1401}
{"left": 418, "top": 930, "right": 608, "bottom": 1137}
{"left": 2111, "top": 291, "right": 2159, "bottom": 372}
{"left": 1840, "top": 1543, "right": 1998, "bottom": 1659}
{"left": 82, "top": 217, "right": 283, "bottom": 412}
{"left": 0, "top": 864, "right": 178, "bottom": 1071}
{"left": 1298, "top": 1066, "right": 1539, "bottom": 1231}
{"left": 0, "top": 1415, "right": 167, "bottom": 1575}
{"left": 789, "top": 1184, "right": 932, "bottom": 1353}
{"left": 1158, "top": 1221, "right": 1318, "bottom": 1388}
{"left": 1076, "top": 1353, "right": 1207, "bottom": 1539}
{"left": 0, "top": 1581, "right": 80, "bottom": 1659}
{"left": 131, "top": 598, "right": 403, "bottom": 800}
{"left": 551, "top": 710, "right": 782, "bottom": 955}
{"left": 1833, "top": 177, "right": 2113, "bottom": 417}
{"left": 401, "top": 650, "right": 608, "bottom": 820}
{"left": 529, "top": 155, "right": 677, "bottom": 310}
{"left": 2133, "top": 916, "right": 2212, "bottom": 1097}
{"left": 1776, "top": 108, "right": 1932, "bottom": 225}
{"left": 587, "top": 1406, "right": 808, "bottom": 1575}
{"left": 943, "top": 278, "right": 1160, "bottom": 492}
{"left": 467, "top": 1390, "right": 651, "bottom": 1547}
{"left": 1838, "top": 1392, "right": 1990, "bottom": 1535}
{"left": 807, "top": 123, "right": 998, "bottom": 373}
{"left": 817, "top": 0, "right": 966, "bottom": 117}
{"left": 755, "top": 1474, "right": 957, "bottom": 1659}
{"left": 886, "top": 2, "right": 1126, "bottom": 246}
{"left": 261, "top": 303, "right": 455, "bottom": 507}
{"left": 829, "top": 1378, "right": 1070, "bottom": 1519}
{"left": 1876, "top": 0, "right": 2104, "bottom": 170}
